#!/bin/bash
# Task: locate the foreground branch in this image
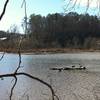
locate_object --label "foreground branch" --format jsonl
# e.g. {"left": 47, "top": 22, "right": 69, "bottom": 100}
{"left": 14, "top": 36, "right": 22, "bottom": 73}
{"left": 10, "top": 76, "right": 17, "bottom": 100}
{"left": 0, "top": 0, "right": 9, "bottom": 20}
{"left": 0, "top": 52, "right": 5, "bottom": 61}
{"left": 0, "top": 72, "right": 59, "bottom": 100}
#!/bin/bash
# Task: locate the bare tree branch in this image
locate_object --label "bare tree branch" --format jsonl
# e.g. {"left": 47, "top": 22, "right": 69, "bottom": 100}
{"left": 0, "top": 0, "right": 9, "bottom": 61}
{"left": 64, "top": 0, "right": 78, "bottom": 12}
{"left": 64, "top": 0, "right": 100, "bottom": 13}
{"left": 0, "top": 52, "right": 5, "bottom": 61}
{"left": 10, "top": 76, "right": 17, "bottom": 100}
{"left": 0, "top": 0, "right": 9, "bottom": 20}
{"left": 14, "top": 36, "right": 22, "bottom": 73}
{"left": 86, "top": 0, "right": 89, "bottom": 12}
{"left": 0, "top": 72, "right": 59, "bottom": 100}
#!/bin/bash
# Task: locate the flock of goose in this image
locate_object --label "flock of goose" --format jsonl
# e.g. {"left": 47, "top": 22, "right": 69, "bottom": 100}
{"left": 50, "top": 64, "right": 86, "bottom": 72}
{"left": 71, "top": 64, "right": 86, "bottom": 69}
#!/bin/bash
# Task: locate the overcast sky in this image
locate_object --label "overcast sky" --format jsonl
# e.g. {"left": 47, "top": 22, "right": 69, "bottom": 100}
{"left": 0, "top": 0, "right": 98, "bottom": 33}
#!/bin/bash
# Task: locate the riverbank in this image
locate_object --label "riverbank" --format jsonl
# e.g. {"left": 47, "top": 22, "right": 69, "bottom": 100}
{"left": 0, "top": 48, "right": 100, "bottom": 54}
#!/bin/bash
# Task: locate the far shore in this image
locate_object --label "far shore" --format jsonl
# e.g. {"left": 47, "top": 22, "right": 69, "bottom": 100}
{"left": 0, "top": 48, "right": 100, "bottom": 54}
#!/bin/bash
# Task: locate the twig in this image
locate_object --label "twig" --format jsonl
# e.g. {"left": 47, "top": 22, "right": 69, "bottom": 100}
{"left": 85, "top": 0, "right": 90, "bottom": 13}
{"left": 10, "top": 76, "right": 17, "bottom": 100}
{"left": 67, "top": 0, "right": 78, "bottom": 12}
{"left": 0, "top": 52, "right": 5, "bottom": 61}
{"left": 14, "top": 36, "right": 22, "bottom": 73}
{"left": 0, "top": 0, "right": 9, "bottom": 20}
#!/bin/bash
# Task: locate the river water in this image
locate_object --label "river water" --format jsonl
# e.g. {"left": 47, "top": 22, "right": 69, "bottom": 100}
{"left": 0, "top": 52, "right": 100, "bottom": 100}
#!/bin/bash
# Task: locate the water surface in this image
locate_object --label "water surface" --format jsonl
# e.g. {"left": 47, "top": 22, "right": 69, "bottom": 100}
{"left": 0, "top": 52, "right": 100, "bottom": 100}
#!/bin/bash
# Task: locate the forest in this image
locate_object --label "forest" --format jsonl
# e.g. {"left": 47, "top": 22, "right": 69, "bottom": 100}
{"left": 1, "top": 12, "right": 100, "bottom": 52}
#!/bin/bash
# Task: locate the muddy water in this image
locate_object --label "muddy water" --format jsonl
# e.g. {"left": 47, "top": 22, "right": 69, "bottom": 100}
{"left": 0, "top": 52, "right": 100, "bottom": 100}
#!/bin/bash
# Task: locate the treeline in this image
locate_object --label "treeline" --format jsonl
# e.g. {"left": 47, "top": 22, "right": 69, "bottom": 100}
{"left": 28, "top": 12, "right": 100, "bottom": 49}
{"left": 1, "top": 12, "right": 100, "bottom": 52}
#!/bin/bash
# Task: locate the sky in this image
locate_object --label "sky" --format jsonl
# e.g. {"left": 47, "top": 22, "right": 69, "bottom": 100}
{"left": 0, "top": 0, "right": 99, "bottom": 33}
{"left": 0, "top": 0, "right": 64, "bottom": 33}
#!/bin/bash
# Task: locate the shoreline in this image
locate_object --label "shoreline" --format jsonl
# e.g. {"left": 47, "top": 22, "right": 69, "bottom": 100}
{"left": 1, "top": 48, "right": 100, "bottom": 54}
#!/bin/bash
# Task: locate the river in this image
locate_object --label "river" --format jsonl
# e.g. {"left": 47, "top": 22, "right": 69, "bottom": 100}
{"left": 0, "top": 52, "right": 100, "bottom": 100}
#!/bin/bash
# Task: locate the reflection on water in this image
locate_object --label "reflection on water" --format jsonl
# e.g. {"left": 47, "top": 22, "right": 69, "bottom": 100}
{"left": 0, "top": 52, "right": 100, "bottom": 100}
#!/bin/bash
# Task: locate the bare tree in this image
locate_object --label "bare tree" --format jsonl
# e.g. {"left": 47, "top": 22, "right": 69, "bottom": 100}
{"left": 8, "top": 24, "right": 19, "bottom": 33}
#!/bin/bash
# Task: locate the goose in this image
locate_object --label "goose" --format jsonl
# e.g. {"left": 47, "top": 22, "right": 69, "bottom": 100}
{"left": 72, "top": 65, "right": 75, "bottom": 68}
{"left": 83, "top": 67, "right": 86, "bottom": 69}
{"left": 79, "top": 64, "right": 82, "bottom": 68}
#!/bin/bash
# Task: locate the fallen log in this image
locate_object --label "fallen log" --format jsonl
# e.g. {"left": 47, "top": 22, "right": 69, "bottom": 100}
{"left": 50, "top": 66, "right": 86, "bottom": 71}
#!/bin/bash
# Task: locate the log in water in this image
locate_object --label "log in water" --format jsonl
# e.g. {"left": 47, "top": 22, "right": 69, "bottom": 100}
{"left": 50, "top": 66, "right": 86, "bottom": 71}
